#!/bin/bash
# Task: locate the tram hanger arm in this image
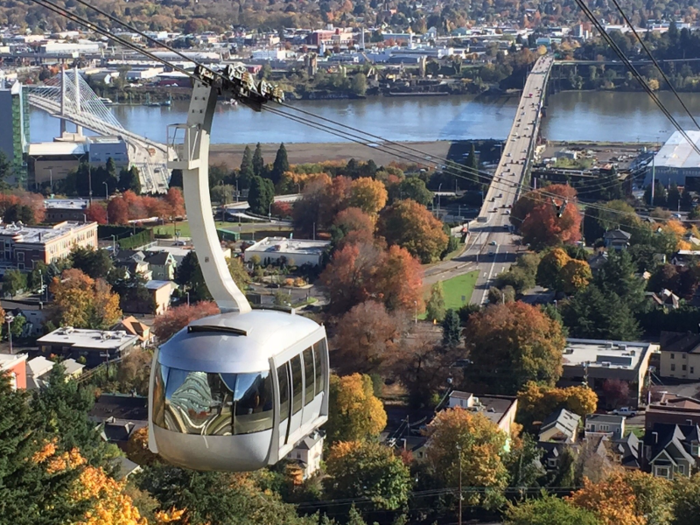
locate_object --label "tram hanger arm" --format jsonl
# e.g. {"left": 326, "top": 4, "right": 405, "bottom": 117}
{"left": 169, "top": 64, "right": 284, "bottom": 313}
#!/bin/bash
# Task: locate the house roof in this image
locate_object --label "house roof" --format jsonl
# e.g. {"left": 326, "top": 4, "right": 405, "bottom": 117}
{"left": 604, "top": 229, "right": 632, "bottom": 240}
{"left": 144, "top": 280, "right": 173, "bottom": 291}
{"left": 294, "top": 430, "right": 324, "bottom": 451}
{"left": 89, "top": 394, "right": 148, "bottom": 422}
{"left": 115, "top": 250, "right": 145, "bottom": 263}
{"left": 539, "top": 408, "right": 581, "bottom": 441}
{"left": 27, "top": 355, "right": 54, "bottom": 377}
{"left": 660, "top": 331, "right": 700, "bottom": 355}
{"left": 613, "top": 432, "right": 640, "bottom": 469}
{"left": 143, "top": 251, "right": 173, "bottom": 265}
{"left": 586, "top": 414, "right": 625, "bottom": 425}
{"left": 113, "top": 456, "right": 142, "bottom": 480}
{"left": 63, "top": 358, "right": 84, "bottom": 376}
{"left": 646, "top": 423, "right": 700, "bottom": 466}
{"left": 113, "top": 316, "right": 150, "bottom": 341}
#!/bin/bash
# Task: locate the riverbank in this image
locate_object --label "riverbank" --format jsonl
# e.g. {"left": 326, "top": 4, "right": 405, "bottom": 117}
{"left": 209, "top": 141, "right": 453, "bottom": 167}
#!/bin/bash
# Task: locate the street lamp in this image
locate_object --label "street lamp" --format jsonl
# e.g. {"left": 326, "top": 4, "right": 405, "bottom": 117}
{"left": 110, "top": 234, "right": 117, "bottom": 253}
{"left": 437, "top": 183, "right": 443, "bottom": 216}
{"left": 103, "top": 181, "right": 109, "bottom": 223}
{"left": 6, "top": 314, "right": 14, "bottom": 354}
{"left": 186, "top": 291, "right": 190, "bottom": 306}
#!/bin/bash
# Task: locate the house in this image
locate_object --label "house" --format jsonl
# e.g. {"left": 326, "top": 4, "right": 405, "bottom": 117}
{"left": 38, "top": 327, "right": 140, "bottom": 368}
{"left": 644, "top": 423, "right": 700, "bottom": 479}
{"left": 244, "top": 237, "right": 331, "bottom": 267}
{"left": 113, "top": 316, "right": 152, "bottom": 344}
{"left": 603, "top": 229, "right": 632, "bottom": 250}
{"left": 143, "top": 251, "right": 176, "bottom": 280}
{"left": 659, "top": 331, "right": 700, "bottom": 380}
{"left": 447, "top": 390, "right": 519, "bottom": 435}
{"left": 113, "top": 456, "right": 142, "bottom": 480}
{"left": 645, "top": 393, "right": 700, "bottom": 430}
{"left": 63, "top": 358, "right": 85, "bottom": 378}
{"left": 285, "top": 430, "right": 324, "bottom": 480}
{"left": 587, "top": 251, "right": 609, "bottom": 273}
{"left": 559, "top": 338, "right": 657, "bottom": 407}
{"left": 585, "top": 414, "right": 626, "bottom": 439}
{"left": 612, "top": 432, "right": 641, "bottom": 469}
{"left": 144, "top": 280, "right": 174, "bottom": 315}
{"left": 98, "top": 415, "right": 146, "bottom": 450}
{"left": 647, "top": 289, "right": 680, "bottom": 310}
{"left": 43, "top": 199, "right": 90, "bottom": 223}
{"left": 0, "top": 221, "right": 97, "bottom": 271}
{"left": 539, "top": 408, "right": 580, "bottom": 444}
{"left": 17, "top": 307, "right": 52, "bottom": 337}
{"left": 26, "top": 355, "right": 54, "bottom": 389}
{"left": 0, "top": 353, "right": 27, "bottom": 389}
{"left": 89, "top": 394, "right": 148, "bottom": 423}
{"left": 114, "top": 250, "right": 152, "bottom": 280}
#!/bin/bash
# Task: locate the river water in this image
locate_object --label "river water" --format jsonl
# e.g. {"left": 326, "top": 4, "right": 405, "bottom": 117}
{"left": 29, "top": 90, "right": 700, "bottom": 145}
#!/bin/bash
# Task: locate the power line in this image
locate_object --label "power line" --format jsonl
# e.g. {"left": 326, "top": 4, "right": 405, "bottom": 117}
{"left": 608, "top": 0, "right": 700, "bottom": 131}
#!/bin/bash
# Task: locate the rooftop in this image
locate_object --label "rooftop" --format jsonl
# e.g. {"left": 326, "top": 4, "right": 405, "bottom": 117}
{"left": 144, "top": 280, "right": 173, "bottom": 291}
{"left": 586, "top": 414, "right": 626, "bottom": 424}
{"left": 562, "top": 338, "right": 655, "bottom": 371}
{"left": 0, "top": 221, "right": 96, "bottom": 244}
{"left": 27, "top": 141, "right": 87, "bottom": 157}
{"left": 246, "top": 236, "right": 331, "bottom": 256}
{"left": 660, "top": 331, "right": 700, "bottom": 355}
{"left": 447, "top": 390, "right": 517, "bottom": 427}
{"left": 38, "top": 327, "right": 139, "bottom": 350}
{"left": 90, "top": 394, "right": 148, "bottom": 421}
{"left": 654, "top": 130, "right": 700, "bottom": 169}
{"left": 0, "top": 353, "right": 27, "bottom": 370}
{"left": 44, "top": 199, "right": 89, "bottom": 210}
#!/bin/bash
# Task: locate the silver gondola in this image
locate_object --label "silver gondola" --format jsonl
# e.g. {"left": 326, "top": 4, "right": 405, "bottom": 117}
{"left": 148, "top": 69, "right": 329, "bottom": 471}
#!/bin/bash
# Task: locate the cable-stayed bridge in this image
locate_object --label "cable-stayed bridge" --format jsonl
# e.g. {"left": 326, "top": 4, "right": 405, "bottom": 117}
{"left": 24, "top": 70, "right": 171, "bottom": 194}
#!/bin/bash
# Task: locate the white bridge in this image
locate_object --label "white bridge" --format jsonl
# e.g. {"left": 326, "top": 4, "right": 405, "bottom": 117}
{"left": 24, "top": 70, "right": 171, "bottom": 194}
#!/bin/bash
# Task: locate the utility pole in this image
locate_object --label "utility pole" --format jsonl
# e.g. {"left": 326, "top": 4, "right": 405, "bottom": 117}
{"left": 650, "top": 150, "right": 656, "bottom": 206}
{"left": 457, "top": 444, "right": 463, "bottom": 525}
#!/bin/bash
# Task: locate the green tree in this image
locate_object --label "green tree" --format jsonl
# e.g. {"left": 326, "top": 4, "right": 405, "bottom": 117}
{"left": 2, "top": 270, "right": 27, "bottom": 298}
{"left": 0, "top": 374, "right": 89, "bottom": 525}
{"left": 505, "top": 494, "right": 601, "bottom": 525}
{"left": 324, "top": 441, "right": 412, "bottom": 512}
{"left": 252, "top": 142, "right": 265, "bottom": 177}
{"left": 175, "top": 251, "right": 250, "bottom": 302}
{"left": 442, "top": 308, "right": 461, "bottom": 347}
{"left": 119, "top": 166, "right": 141, "bottom": 194}
{"left": 70, "top": 246, "right": 114, "bottom": 279}
{"left": 270, "top": 143, "right": 289, "bottom": 186}
{"left": 0, "top": 150, "right": 12, "bottom": 182}
{"left": 466, "top": 142, "right": 479, "bottom": 185}
{"left": 594, "top": 249, "right": 647, "bottom": 313}
{"left": 668, "top": 182, "right": 681, "bottom": 211}
{"left": 351, "top": 72, "right": 367, "bottom": 96}
{"left": 425, "top": 282, "right": 446, "bottom": 322}
{"left": 239, "top": 145, "right": 254, "bottom": 185}
{"left": 395, "top": 177, "right": 433, "bottom": 206}
{"left": 248, "top": 176, "right": 274, "bottom": 215}
{"left": 561, "top": 285, "right": 641, "bottom": 340}
{"left": 671, "top": 473, "right": 700, "bottom": 525}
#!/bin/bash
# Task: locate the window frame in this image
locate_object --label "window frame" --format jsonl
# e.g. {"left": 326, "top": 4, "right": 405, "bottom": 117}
{"left": 290, "top": 355, "right": 303, "bottom": 415}
{"left": 303, "top": 347, "right": 315, "bottom": 406}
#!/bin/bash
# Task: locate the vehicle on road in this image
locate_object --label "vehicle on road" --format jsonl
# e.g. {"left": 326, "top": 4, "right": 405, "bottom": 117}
{"left": 612, "top": 407, "right": 637, "bottom": 417}
{"left": 489, "top": 241, "right": 497, "bottom": 246}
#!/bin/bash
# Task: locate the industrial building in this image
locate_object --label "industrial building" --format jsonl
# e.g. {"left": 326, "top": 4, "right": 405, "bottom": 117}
{"left": 37, "top": 327, "right": 140, "bottom": 368}
{"left": 645, "top": 130, "right": 700, "bottom": 189}
{"left": 244, "top": 237, "right": 331, "bottom": 267}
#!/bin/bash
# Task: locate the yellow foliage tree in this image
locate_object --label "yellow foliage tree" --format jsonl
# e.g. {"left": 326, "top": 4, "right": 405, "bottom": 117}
{"left": 125, "top": 427, "right": 159, "bottom": 466}
{"left": 518, "top": 381, "right": 597, "bottom": 428}
{"left": 424, "top": 408, "right": 508, "bottom": 501}
{"left": 326, "top": 373, "right": 387, "bottom": 443}
{"left": 560, "top": 259, "right": 593, "bottom": 294}
{"left": 51, "top": 268, "right": 122, "bottom": 329}
{"left": 349, "top": 177, "right": 388, "bottom": 215}
{"left": 567, "top": 471, "right": 656, "bottom": 525}
{"left": 32, "top": 442, "right": 185, "bottom": 524}
{"left": 648, "top": 78, "right": 660, "bottom": 91}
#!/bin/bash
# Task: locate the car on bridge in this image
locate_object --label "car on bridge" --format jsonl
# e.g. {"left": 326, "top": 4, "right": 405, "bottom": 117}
{"left": 489, "top": 241, "right": 497, "bottom": 246}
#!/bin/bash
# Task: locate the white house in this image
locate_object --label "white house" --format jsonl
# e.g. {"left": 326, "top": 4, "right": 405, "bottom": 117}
{"left": 286, "top": 430, "right": 324, "bottom": 479}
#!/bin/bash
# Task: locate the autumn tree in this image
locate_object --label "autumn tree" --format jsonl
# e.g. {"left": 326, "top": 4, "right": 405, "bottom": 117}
{"left": 425, "top": 408, "right": 509, "bottom": 503}
{"left": 512, "top": 185, "right": 582, "bottom": 250}
{"left": 671, "top": 472, "right": 700, "bottom": 525}
{"left": 560, "top": 258, "right": 593, "bottom": 294}
{"left": 330, "top": 206, "right": 375, "bottom": 248}
{"left": 332, "top": 301, "right": 406, "bottom": 374}
{"left": 602, "top": 378, "right": 630, "bottom": 409}
{"left": 463, "top": 302, "right": 566, "bottom": 395}
{"left": 116, "top": 348, "right": 152, "bottom": 396}
{"left": 107, "top": 196, "right": 129, "bottom": 224}
{"left": 125, "top": 427, "right": 159, "bottom": 466}
{"left": 517, "top": 381, "right": 598, "bottom": 429}
{"left": 324, "top": 441, "right": 412, "bottom": 512}
{"left": 164, "top": 187, "right": 186, "bottom": 217}
{"left": 348, "top": 177, "right": 388, "bottom": 215}
{"left": 152, "top": 301, "right": 220, "bottom": 341}
{"left": 536, "top": 247, "right": 571, "bottom": 290}
{"left": 50, "top": 269, "right": 121, "bottom": 329}
{"left": 320, "top": 241, "right": 423, "bottom": 314}
{"left": 505, "top": 494, "right": 601, "bottom": 525}
{"left": 86, "top": 202, "right": 108, "bottom": 224}
{"left": 326, "top": 374, "right": 387, "bottom": 444}
{"left": 378, "top": 199, "right": 449, "bottom": 263}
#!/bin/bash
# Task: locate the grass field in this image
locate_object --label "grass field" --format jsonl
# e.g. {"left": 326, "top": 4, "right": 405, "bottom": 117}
{"left": 441, "top": 270, "right": 479, "bottom": 310}
{"left": 152, "top": 221, "right": 292, "bottom": 239}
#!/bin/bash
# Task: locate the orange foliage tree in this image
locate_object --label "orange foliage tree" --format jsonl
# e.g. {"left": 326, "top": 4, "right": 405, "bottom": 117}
{"left": 512, "top": 184, "right": 582, "bottom": 250}
{"left": 326, "top": 373, "right": 387, "bottom": 443}
{"left": 332, "top": 206, "right": 376, "bottom": 248}
{"left": 0, "top": 190, "right": 46, "bottom": 224}
{"left": 50, "top": 268, "right": 122, "bottom": 329}
{"left": 378, "top": 198, "right": 448, "bottom": 263}
{"left": 463, "top": 302, "right": 566, "bottom": 395}
{"left": 86, "top": 203, "right": 108, "bottom": 224}
{"left": 332, "top": 300, "right": 406, "bottom": 374}
{"left": 348, "top": 177, "right": 388, "bottom": 215}
{"left": 107, "top": 197, "right": 129, "bottom": 224}
{"left": 320, "top": 241, "right": 423, "bottom": 314}
{"left": 125, "top": 427, "right": 159, "bottom": 466}
{"left": 425, "top": 408, "right": 509, "bottom": 501}
{"left": 152, "top": 301, "right": 220, "bottom": 341}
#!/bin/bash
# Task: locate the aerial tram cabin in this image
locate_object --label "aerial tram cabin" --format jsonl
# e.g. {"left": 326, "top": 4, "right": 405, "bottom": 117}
{"left": 148, "top": 66, "right": 329, "bottom": 471}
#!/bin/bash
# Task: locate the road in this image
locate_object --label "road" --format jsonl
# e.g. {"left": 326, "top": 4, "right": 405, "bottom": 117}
{"left": 424, "top": 56, "right": 554, "bottom": 301}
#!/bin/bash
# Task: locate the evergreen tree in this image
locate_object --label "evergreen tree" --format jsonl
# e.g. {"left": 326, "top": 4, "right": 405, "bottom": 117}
{"left": 270, "top": 143, "right": 289, "bottom": 186}
{"left": 247, "top": 176, "right": 274, "bottom": 216}
{"left": 239, "top": 145, "right": 254, "bottom": 189}
{"left": 668, "top": 182, "right": 681, "bottom": 211}
{"left": 466, "top": 143, "right": 479, "bottom": 186}
{"left": 119, "top": 167, "right": 141, "bottom": 194}
{"left": 0, "top": 150, "right": 11, "bottom": 182}
{"left": 681, "top": 188, "right": 694, "bottom": 211}
{"left": 595, "top": 249, "right": 647, "bottom": 313}
{"left": 252, "top": 142, "right": 265, "bottom": 177}
{"left": 442, "top": 308, "right": 461, "bottom": 347}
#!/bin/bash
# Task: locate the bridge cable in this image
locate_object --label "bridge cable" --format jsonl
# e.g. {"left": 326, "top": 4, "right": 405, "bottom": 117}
{"left": 608, "top": 0, "right": 700, "bottom": 131}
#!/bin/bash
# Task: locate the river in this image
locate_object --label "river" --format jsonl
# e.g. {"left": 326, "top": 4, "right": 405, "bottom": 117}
{"left": 29, "top": 90, "right": 700, "bottom": 145}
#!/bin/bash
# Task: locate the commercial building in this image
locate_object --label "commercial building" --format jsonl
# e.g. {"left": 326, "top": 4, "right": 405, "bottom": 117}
{"left": 244, "top": 237, "right": 331, "bottom": 267}
{"left": 0, "top": 220, "right": 98, "bottom": 271}
{"left": 659, "top": 331, "right": 700, "bottom": 379}
{"left": 27, "top": 142, "right": 87, "bottom": 189}
{"left": 559, "top": 338, "right": 657, "bottom": 407}
{"left": 86, "top": 136, "right": 129, "bottom": 168}
{"left": 645, "top": 130, "right": 700, "bottom": 189}
{"left": 645, "top": 394, "right": 700, "bottom": 430}
{"left": 37, "top": 327, "right": 140, "bottom": 368}
{"left": 44, "top": 199, "right": 90, "bottom": 223}
{"left": 0, "top": 82, "right": 30, "bottom": 185}
{"left": 0, "top": 353, "right": 28, "bottom": 390}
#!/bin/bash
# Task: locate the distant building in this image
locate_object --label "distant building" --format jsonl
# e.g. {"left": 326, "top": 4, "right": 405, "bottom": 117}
{"left": 447, "top": 390, "right": 519, "bottom": 435}
{"left": 26, "top": 355, "right": 54, "bottom": 390}
{"left": 143, "top": 251, "right": 176, "bottom": 280}
{"left": 645, "top": 393, "right": 700, "bottom": 430}
{"left": 0, "top": 82, "right": 29, "bottom": 185}
{"left": 43, "top": 199, "right": 89, "bottom": 223}
{"left": 112, "top": 316, "right": 152, "bottom": 344}
{"left": 659, "top": 332, "right": 700, "bottom": 380}
{"left": 38, "top": 327, "right": 139, "bottom": 368}
{"left": 603, "top": 229, "right": 631, "bottom": 251}
{"left": 27, "top": 142, "right": 87, "bottom": 190}
{"left": 559, "top": 338, "right": 657, "bottom": 407}
{"left": 0, "top": 220, "right": 98, "bottom": 272}
{"left": 0, "top": 353, "right": 27, "bottom": 389}
{"left": 244, "top": 237, "right": 331, "bottom": 267}
{"left": 585, "top": 414, "right": 626, "bottom": 439}
{"left": 86, "top": 136, "right": 129, "bottom": 168}
{"left": 645, "top": 130, "right": 700, "bottom": 189}
{"left": 144, "top": 280, "right": 174, "bottom": 315}
{"left": 613, "top": 432, "right": 641, "bottom": 469}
